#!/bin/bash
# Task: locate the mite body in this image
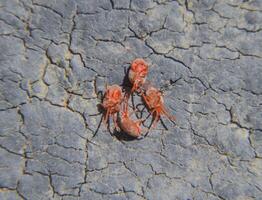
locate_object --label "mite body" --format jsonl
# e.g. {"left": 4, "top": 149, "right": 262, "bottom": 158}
{"left": 97, "top": 59, "right": 176, "bottom": 139}
{"left": 102, "top": 84, "right": 123, "bottom": 130}
{"left": 142, "top": 85, "right": 176, "bottom": 128}
{"left": 128, "top": 58, "right": 149, "bottom": 93}
{"left": 119, "top": 105, "right": 143, "bottom": 138}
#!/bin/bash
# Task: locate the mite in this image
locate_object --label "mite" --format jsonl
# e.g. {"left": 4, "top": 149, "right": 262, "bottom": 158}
{"left": 142, "top": 84, "right": 176, "bottom": 129}
{"left": 102, "top": 84, "right": 123, "bottom": 130}
{"left": 119, "top": 103, "right": 144, "bottom": 138}
{"left": 128, "top": 58, "right": 149, "bottom": 93}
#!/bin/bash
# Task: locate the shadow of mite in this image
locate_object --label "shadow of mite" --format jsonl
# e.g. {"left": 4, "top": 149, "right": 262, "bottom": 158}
{"left": 120, "top": 66, "right": 132, "bottom": 92}
{"left": 113, "top": 129, "right": 140, "bottom": 141}
{"left": 96, "top": 103, "right": 104, "bottom": 113}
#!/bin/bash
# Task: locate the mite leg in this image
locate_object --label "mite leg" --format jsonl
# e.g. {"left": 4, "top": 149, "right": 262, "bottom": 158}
{"left": 113, "top": 114, "right": 120, "bottom": 132}
{"left": 103, "top": 109, "right": 110, "bottom": 125}
{"left": 162, "top": 106, "right": 176, "bottom": 124}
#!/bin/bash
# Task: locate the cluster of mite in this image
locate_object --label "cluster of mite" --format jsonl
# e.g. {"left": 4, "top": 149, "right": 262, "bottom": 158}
{"left": 100, "top": 58, "right": 176, "bottom": 139}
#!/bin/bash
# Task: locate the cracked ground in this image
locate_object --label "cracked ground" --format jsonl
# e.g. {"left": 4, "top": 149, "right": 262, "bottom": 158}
{"left": 0, "top": 0, "right": 262, "bottom": 199}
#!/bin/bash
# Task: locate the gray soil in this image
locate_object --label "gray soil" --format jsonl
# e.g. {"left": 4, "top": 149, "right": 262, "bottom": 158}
{"left": 0, "top": 0, "right": 262, "bottom": 199}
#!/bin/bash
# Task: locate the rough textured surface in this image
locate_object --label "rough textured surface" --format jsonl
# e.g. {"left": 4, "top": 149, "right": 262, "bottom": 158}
{"left": 0, "top": 0, "right": 262, "bottom": 199}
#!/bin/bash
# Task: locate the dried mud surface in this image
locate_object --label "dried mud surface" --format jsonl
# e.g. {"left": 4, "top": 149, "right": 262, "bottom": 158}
{"left": 0, "top": 0, "right": 262, "bottom": 199}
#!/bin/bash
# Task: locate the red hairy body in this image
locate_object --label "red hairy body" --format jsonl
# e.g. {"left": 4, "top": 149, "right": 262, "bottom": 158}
{"left": 119, "top": 105, "right": 143, "bottom": 138}
{"left": 142, "top": 85, "right": 176, "bottom": 128}
{"left": 128, "top": 58, "right": 149, "bottom": 93}
{"left": 102, "top": 84, "right": 123, "bottom": 130}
